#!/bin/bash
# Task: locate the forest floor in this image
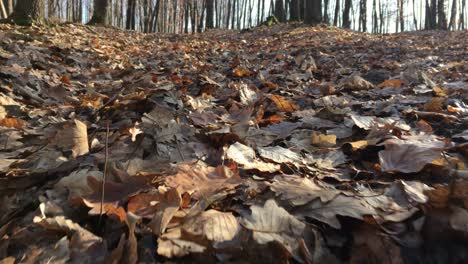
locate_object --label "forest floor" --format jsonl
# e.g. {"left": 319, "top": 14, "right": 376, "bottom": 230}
{"left": 0, "top": 23, "right": 467, "bottom": 263}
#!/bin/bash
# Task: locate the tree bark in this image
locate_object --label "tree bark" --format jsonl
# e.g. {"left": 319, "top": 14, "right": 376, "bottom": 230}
{"left": 11, "top": 0, "right": 44, "bottom": 25}
{"left": 437, "top": 0, "right": 447, "bottom": 29}
{"left": 448, "top": 0, "right": 456, "bottom": 30}
{"left": 88, "top": 0, "right": 109, "bottom": 25}
{"left": 206, "top": 0, "right": 214, "bottom": 28}
{"left": 398, "top": 0, "right": 404, "bottom": 32}
{"left": 333, "top": 0, "right": 340, "bottom": 26}
{"left": 343, "top": 0, "right": 352, "bottom": 28}
{"left": 304, "top": 0, "right": 321, "bottom": 25}
{"left": 0, "top": 0, "right": 7, "bottom": 19}
{"left": 290, "top": 0, "right": 300, "bottom": 21}
{"left": 274, "top": 0, "right": 285, "bottom": 22}
{"left": 323, "top": 0, "right": 330, "bottom": 23}
{"left": 460, "top": 0, "right": 466, "bottom": 30}
{"left": 359, "top": 0, "right": 367, "bottom": 32}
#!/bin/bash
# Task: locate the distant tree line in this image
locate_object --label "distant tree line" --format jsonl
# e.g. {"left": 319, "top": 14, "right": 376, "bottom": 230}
{"left": 0, "top": 0, "right": 466, "bottom": 33}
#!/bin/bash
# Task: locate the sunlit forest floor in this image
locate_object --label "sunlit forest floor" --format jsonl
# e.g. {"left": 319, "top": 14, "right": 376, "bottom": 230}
{"left": 0, "top": 23, "right": 467, "bottom": 263}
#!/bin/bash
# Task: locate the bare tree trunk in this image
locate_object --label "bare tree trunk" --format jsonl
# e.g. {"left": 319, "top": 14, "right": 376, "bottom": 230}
{"left": 323, "top": 0, "right": 329, "bottom": 23}
{"left": 88, "top": 0, "right": 109, "bottom": 25}
{"left": 343, "top": 0, "right": 352, "bottom": 28}
{"left": 359, "top": 0, "right": 367, "bottom": 31}
{"left": 399, "top": 0, "right": 404, "bottom": 32}
{"left": 460, "top": 0, "right": 466, "bottom": 29}
{"left": 304, "top": 0, "right": 321, "bottom": 25}
{"left": 126, "top": 0, "right": 136, "bottom": 30}
{"left": 372, "top": 0, "right": 377, "bottom": 32}
{"left": 448, "top": 0, "right": 457, "bottom": 29}
{"left": 226, "top": 0, "right": 231, "bottom": 28}
{"left": 290, "top": 0, "right": 300, "bottom": 21}
{"left": 274, "top": 0, "right": 285, "bottom": 22}
{"left": 413, "top": 0, "right": 418, "bottom": 29}
{"left": 333, "top": 0, "right": 340, "bottom": 26}
{"left": 11, "top": 0, "right": 44, "bottom": 25}
{"left": 0, "top": 0, "right": 7, "bottom": 18}
{"left": 206, "top": 0, "right": 214, "bottom": 28}
{"left": 437, "top": 0, "right": 447, "bottom": 29}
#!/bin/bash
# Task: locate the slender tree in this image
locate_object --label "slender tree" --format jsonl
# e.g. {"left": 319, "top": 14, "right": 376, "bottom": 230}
{"left": 448, "top": 0, "right": 457, "bottom": 29}
{"left": 323, "top": 0, "right": 330, "bottom": 23}
{"left": 437, "top": 0, "right": 448, "bottom": 29}
{"left": 333, "top": 0, "right": 340, "bottom": 26}
{"left": 343, "top": 0, "right": 352, "bottom": 28}
{"left": 304, "top": 0, "right": 322, "bottom": 25}
{"left": 460, "top": 0, "right": 466, "bottom": 29}
{"left": 88, "top": 0, "right": 110, "bottom": 25}
{"left": 0, "top": 0, "right": 7, "bottom": 19}
{"left": 359, "top": 0, "right": 367, "bottom": 32}
{"left": 274, "top": 0, "right": 286, "bottom": 22}
{"left": 206, "top": 0, "right": 215, "bottom": 28}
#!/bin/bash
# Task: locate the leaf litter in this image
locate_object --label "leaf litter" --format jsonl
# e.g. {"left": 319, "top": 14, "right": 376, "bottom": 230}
{"left": 0, "top": 23, "right": 467, "bottom": 263}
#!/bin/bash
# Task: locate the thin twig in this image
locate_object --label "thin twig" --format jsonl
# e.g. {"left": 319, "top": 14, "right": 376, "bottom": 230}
{"left": 98, "top": 121, "right": 110, "bottom": 227}
{"left": 174, "top": 135, "right": 185, "bottom": 161}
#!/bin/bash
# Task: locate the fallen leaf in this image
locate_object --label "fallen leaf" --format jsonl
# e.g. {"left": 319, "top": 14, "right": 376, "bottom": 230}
{"left": 378, "top": 136, "right": 445, "bottom": 173}
{"left": 241, "top": 199, "right": 306, "bottom": 258}
{"left": 269, "top": 94, "right": 300, "bottom": 113}
{"left": 226, "top": 142, "right": 280, "bottom": 173}
{"left": 269, "top": 176, "right": 338, "bottom": 206}
{"left": 295, "top": 195, "right": 376, "bottom": 229}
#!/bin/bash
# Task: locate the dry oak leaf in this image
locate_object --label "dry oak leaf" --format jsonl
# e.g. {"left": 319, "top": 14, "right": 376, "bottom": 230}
{"left": 0, "top": 117, "right": 25, "bottom": 129}
{"left": 378, "top": 136, "right": 445, "bottom": 173}
{"left": 295, "top": 195, "right": 376, "bottom": 229}
{"left": 377, "top": 79, "right": 404, "bottom": 88}
{"left": 257, "top": 146, "right": 302, "bottom": 166}
{"left": 269, "top": 94, "right": 300, "bottom": 113}
{"left": 165, "top": 161, "right": 241, "bottom": 200}
{"left": 311, "top": 132, "right": 337, "bottom": 148}
{"left": 226, "top": 142, "right": 280, "bottom": 173}
{"left": 233, "top": 68, "right": 251, "bottom": 77}
{"left": 157, "top": 210, "right": 240, "bottom": 258}
{"left": 55, "top": 119, "right": 89, "bottom": 158}
{"left": 241, "top": 199, "right": 306, "bottom": 258}
{"left": 149, "top": 187, "right": 182, "bottom": 236}
{"left": 269, "top": 176, "right": 339, "bottom": 206}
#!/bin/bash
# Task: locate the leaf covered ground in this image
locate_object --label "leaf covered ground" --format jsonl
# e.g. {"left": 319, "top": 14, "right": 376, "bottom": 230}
{"left": 0, "top": 23, "right": 467, "bottom": 263}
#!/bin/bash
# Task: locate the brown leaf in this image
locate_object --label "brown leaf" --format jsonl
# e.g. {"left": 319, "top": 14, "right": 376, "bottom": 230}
{"left": 311, "top": 132, "right": 336, "bottom": 148}
{"left": 165, "top": 161, "right": 241, "bottom": 200}
{"left": 55, "top": 119, "right": 89, "bottom": 158}
{"left": 377, "top": 79, "right": 403, "bottom": 88}
{"left": 378, "top": 136, "right": 445, "bottom": 173}
{"left": 0, "top": 118, "right": 25, "bottom": 129}
{"left": 269, "top": 94, "right": 300, "bottom": 113}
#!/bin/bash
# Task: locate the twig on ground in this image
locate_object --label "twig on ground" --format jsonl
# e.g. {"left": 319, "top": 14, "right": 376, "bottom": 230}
{"left": 98, "top": 121, "right": 110, "bottom": 227}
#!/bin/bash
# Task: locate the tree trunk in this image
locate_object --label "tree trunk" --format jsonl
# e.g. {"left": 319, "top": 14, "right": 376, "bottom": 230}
{"left": 126, "top": 0, "right": 136, "bottom": 29}
{"left": 11, "top": 0, "right": 44, "bottom": 25}
{"left": 359, "top": 0, "right": 367, "bottom": 32}
{"left": 460, "top": 0, "right": 466, "bottom": 30}
{"left": 290, "top": 0, "right": 300, "bottom": 21}
{"left": 274, "top": 0, "right": 285, "bottom": 22}
{"left": 448, "top": 0, "right": 457, "bottom": 29}
{"left": 0, "top": 0, "right": 7, "bottom": 19}
{"left": 323, "top": 0, "right": 329, "bottom": 23}
{"left": 304, "top": 0, "right": 321, "bottom": 25}
{"left": 333, "top": 0, "right": 340, "bottom": 26}
{"left": 437, "top": 0, "right": 447, "bottom": 29}
{"left": 343, "top": 0, "right": 352, "bottom": 28}
{"left": 88, "top": 0, "right": 109, "bottom": 25}
{"left": 206, "top": 0, "right": 214, "bottom": 28}
{"left": 398, "top": 0, "right": 404, "bottom": 32}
